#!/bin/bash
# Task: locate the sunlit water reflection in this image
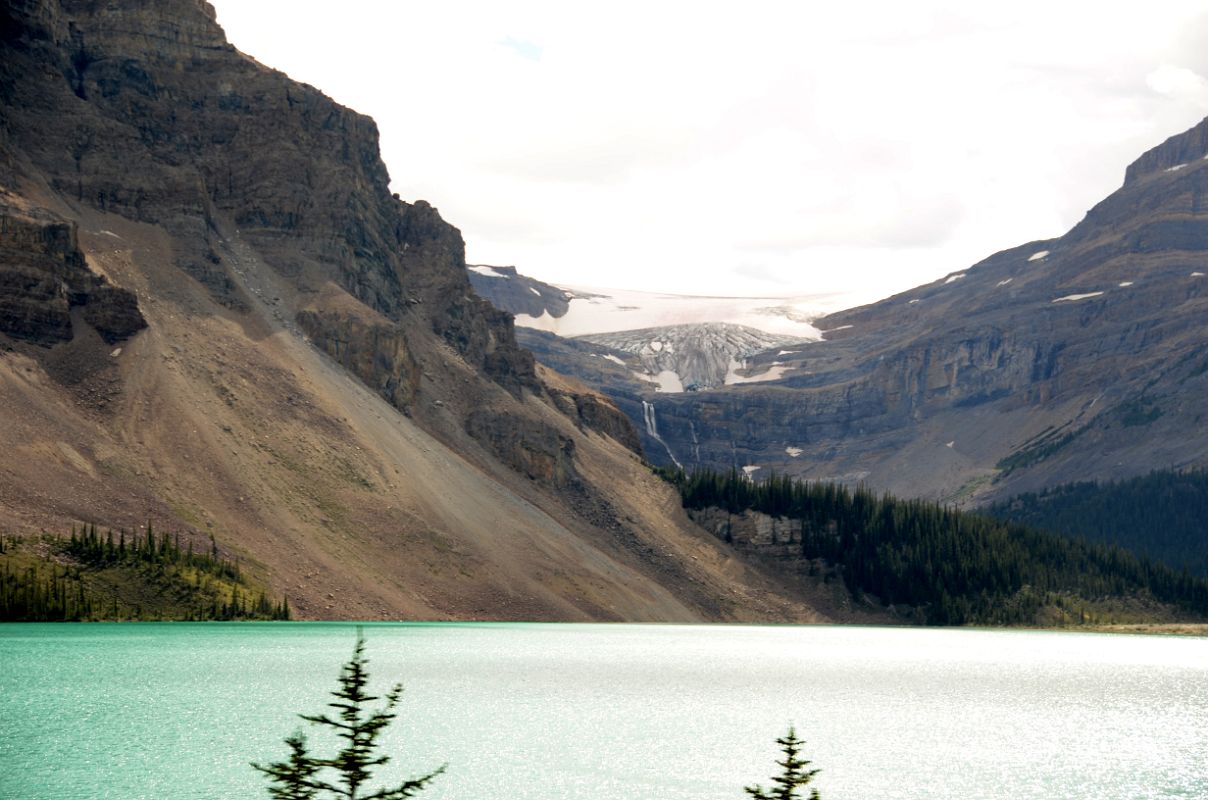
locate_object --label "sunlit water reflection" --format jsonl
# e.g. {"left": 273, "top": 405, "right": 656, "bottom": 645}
{"left": 1, "top": 623, "right": 1205, "bottom": 799}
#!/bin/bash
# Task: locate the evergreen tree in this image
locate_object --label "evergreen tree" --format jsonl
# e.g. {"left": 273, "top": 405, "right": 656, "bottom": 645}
{"left": 745, "top": 726, "right": 821, "bottom": 800}
{"left": 254, "top": 633, "right": 444, "bottom": 799}
{"left": 254, "top": 732, "right": 321, "bottom": 800}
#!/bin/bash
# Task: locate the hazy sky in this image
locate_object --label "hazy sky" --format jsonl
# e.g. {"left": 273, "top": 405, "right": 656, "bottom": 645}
{"left": 209, "top": 1, "right": 1208, "bottom": 303}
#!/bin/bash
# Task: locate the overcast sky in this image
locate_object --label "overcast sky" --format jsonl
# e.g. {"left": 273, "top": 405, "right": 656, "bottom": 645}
{"left": 209, "top": 1, "right": 1208, "bottom": 304}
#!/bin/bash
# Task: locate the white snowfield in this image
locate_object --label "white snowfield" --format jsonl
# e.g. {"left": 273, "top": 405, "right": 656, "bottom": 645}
{"left": 1119, "top": 281, "right": 1134, "bottom": 287}
{"left": 468, "top": 265, "right": 507, "bottom": 277}
{"left": 996, "top": 278, "right": 1013, "bottom": 287}
{"left": 1052, "top": 292, "right": 1104, "bottom": 303}
{"left": 784, "top": 447, "right": 804, "bottom": 458}
{"left": 1165, "top": 163, "right": 1189, "bottom": 173}
{"left": 632, "top": 369, "right": 685, "bottom": 394}
{"left": 944, "top": 273, "right": 966, "bottom": 284}
{"left": 1192, "top": 272, "right": 1205, "bottom": 277}
{"left": 1028, "top": 250, "right": 1050, "bottom": 262}
{"left": 724, "top": 359, "right": 791, "bottom": 386}
{"left": 513, "top": 285, "right": 855, "bottom": 339}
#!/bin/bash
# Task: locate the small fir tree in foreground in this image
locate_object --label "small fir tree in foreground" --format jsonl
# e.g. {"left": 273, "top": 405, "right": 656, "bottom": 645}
{"left": 254, "top": 633, "right": 444, "bottom": 799}
{"left": 744, "top": 726, "right": 822, "bottom": 800}
{"left": 256, "top": 732, "right": 320, "bottom": 800}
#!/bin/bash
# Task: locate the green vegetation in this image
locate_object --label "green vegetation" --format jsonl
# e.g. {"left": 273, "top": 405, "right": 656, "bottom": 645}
{"left": 1118, "top": 399, "right": 1164, "bottom": 427}
{"left": 0, "top": 524, "right": 289, "bottom": 621}
{"left": 660, "top": 467, "right": 1208, "bottom": 625}
{"left": 995, "top": 422, "right": 1089, "bottom": 476}
{"left": 254, "top": 633, "right": 445, "bottom": 799}
{"left": 987, "top": 469, "right": 1208, "bottom": 575}
{"left": 745, "top": 726, "right": 822, "bottom": 800}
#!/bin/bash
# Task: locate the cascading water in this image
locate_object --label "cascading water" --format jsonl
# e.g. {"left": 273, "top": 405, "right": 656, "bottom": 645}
{"left": 641, "top": 400, "right": 681, "bottom": 469}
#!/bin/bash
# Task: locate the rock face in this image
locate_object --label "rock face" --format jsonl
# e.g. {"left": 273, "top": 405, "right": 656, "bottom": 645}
{"left": 467, "top": 265, "right": 572, "bottom": 320}
{"left": 0, "top": 203, "right": 145, "bottom": 345}
{"left": 465, "top": 410, "right": 577, "bottom": 487}
{"left": 0, "top": 0, "right": 536, "bottom": 404}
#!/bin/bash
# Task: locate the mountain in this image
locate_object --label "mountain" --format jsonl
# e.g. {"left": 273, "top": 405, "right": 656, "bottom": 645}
{"left": 514, "top": 119, "right": 1208, "bottom": 504}
{"left": 0, "top": 0, "right": 852, "bottom": 622}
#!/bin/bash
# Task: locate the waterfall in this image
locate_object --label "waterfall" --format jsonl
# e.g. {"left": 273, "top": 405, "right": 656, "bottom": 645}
{"left": 641, "top": 400, "right": 681, "bottom": 469}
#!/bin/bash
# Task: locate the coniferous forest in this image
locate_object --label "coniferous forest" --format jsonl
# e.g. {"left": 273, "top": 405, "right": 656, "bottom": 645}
{"left": 985, "top": 469, "right": 1208, "bottom": 576}
{"left": 661, "top": 467, "right": 1208, "bottom": 625}
{"left": 0, "top": 524, "right": 290, "bottom": 622}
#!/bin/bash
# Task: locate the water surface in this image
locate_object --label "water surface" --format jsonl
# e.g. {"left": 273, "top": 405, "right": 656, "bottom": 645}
{"left": 1, "top": 623, "right": 1205, "bottom": 799}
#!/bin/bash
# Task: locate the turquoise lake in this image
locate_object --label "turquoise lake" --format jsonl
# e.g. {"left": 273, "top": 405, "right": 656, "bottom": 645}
{"left": 1, "top": 622, "right": 1206, "bottom": 799}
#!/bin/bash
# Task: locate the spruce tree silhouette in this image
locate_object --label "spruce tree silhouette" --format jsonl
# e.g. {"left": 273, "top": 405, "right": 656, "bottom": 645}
{"left": 254, "top": 632, "right": 444, "bottom": 799}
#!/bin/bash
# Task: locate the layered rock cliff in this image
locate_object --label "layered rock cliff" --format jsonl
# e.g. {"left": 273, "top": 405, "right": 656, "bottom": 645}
{"left": 0, "top": 201, "right": 145, "bottom": 346}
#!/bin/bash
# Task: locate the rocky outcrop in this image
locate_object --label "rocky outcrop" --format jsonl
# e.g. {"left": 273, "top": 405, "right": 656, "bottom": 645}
{"left": 0, "top": 204, "right": 145, "bottom": 345}
{"left": 465, "top": 409, "right": 577, "bottom": 486}
{"left": 546, "top": 386, "right": 643, "bottom": 455}
{"left": 296, "top": 307, "right": 420, "bottom": 411}
{"left": 1124, "top": 116, "right": 1208, "bottom": 184}
{"left": 466, "top": 265, "right": 571, "bottom": 319}
{"left": 688, "top": 508, "right": 823, "bottom": 577}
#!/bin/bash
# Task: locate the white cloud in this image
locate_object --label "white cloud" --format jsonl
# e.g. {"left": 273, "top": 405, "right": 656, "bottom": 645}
{"left": 209, "top": 1, "right": 1208, "bottom": 304}
{"left": 1146, "top": 64, "right": 1208, "bottom": 102}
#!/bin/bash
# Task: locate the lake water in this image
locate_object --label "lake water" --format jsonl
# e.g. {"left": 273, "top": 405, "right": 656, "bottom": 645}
{"left": 1, "top": 622, "right": 1206, "bottom": 799}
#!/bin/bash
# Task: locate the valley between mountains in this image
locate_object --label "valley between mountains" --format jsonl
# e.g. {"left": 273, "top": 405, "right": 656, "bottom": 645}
{"left": 2, "top": 0, "right": 1207, "bottom": 626}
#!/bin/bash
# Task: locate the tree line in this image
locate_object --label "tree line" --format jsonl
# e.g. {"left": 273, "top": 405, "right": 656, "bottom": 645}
{"left": 986, "top": 468, "right": 1208, "bottom": 576}
{"left": 660, "top": 466, "right": 1208, "bottom": 625}
{"left": 0, "top": 524, "right": 290, "bottom": 622}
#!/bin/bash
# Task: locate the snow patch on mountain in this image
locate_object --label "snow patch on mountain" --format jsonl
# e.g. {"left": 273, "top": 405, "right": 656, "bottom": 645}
{"left": 1052, "top": 291, "right": 1104, "bottom": 303}
{"left": 724, "top": 359, "right": 792, "bottom": 385}
{"left": 469, "top": 265, "right": 507, "bottom": 277}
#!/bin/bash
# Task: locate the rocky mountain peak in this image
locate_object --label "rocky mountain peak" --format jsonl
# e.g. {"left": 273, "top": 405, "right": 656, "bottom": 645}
{"left": 1123, "top": 114, "right": 1208, "bottom": 185}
